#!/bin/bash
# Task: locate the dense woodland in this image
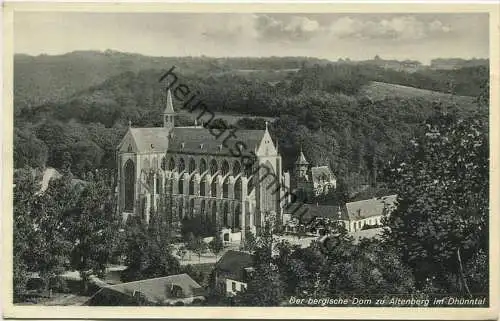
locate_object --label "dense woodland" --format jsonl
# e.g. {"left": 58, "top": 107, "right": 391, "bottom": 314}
{"left": 13, "top": 52, "right": 489, "bottom": 304}
{"left": 14, "top": 52, "right": 488, "bottom": 194}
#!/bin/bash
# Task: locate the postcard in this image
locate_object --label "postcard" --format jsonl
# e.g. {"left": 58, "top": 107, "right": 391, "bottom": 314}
{"left": 2, "top": 2, "right": 498, "bottom": 319}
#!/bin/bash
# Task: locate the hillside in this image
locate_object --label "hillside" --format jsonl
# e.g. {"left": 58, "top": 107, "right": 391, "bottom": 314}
{"left": 359, "top": 81, "right": 477, "bottom": 110}
{"left": 14, "top": 55, "right": 488, "bottom": 194}
{"left": 14, "top": 51, "right": 327, "bottom": 109}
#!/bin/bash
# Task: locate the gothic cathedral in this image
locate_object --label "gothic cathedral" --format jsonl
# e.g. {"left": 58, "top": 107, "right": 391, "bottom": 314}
{"left": 116, "top": 90, "right": 291, "bottom": 237}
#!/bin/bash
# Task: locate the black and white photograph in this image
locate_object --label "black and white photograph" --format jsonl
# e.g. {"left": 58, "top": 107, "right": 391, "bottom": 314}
{"left": 2, "top": 2, "right": 498, "bottom": 319}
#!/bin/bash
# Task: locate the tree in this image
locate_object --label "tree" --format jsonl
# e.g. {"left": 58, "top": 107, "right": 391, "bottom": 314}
{"left": 383, "top": 111, "right": 488, "bottom": 294}
{"left": 208, "top": 234, "right": 224, "bottom": 261}
{"left": 233, "top": 262, "right": 285, "bottom": 306}
{"left": 122, "top": 215, "right": 181, "bottom": 282}
{"left": 13, "top": 168, "right": 41, "bottom": 298}
{"left": 190, "top": 237, "right": 209, "bottom": 263}
{"left": 184, "top": 232, "right": 196, "bottom": 260}
{"left": 320, "top": 239, "right": 415, "bottom": 296}
{"left": 236, "top": 118, "right": 267, "bottom": 129}
{"left": 241, "top": 227, "right": 257, "bottom": 252}
{"left": 121, "top": 216, "right": 150, "bottom": 282}
{"left": 233, "top": 222, "right": 286, "bottom": 306}
{"left": 30, "top": 172, "right": 79, "bottom": 295}
{"left": 14, "top": 128, "right": 48, "bottom": 169}
{"left": 67, "top": 174, "right": 121, "bottom": 293}
{"left": 181, "top": 215, "right": 208, "bottom": 238}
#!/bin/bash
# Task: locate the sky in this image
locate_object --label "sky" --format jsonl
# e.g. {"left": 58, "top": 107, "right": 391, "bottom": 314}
{"left": 14, "top": 12, "right": 489, "bottom": 64}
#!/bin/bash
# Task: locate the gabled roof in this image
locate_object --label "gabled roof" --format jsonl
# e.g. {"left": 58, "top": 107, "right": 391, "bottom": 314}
{"left": 129, "top": 127, "right": 171, "bottom": 153}
{"left": 88, "top": 273, "right": 204, "bottom": 305}
{"left": 215, "top": 250, "right": 254, "bottom": 283}
{"left": 311, "top": 166, "right": 335, "bottom": 184}
{"left": 121, "top": 125, "right": 267, "bottom": 155}
{"left": 168, "top": 127, "right": 265, "bottom": 156}
{"left": 292, "top": 204, "right": 349, "bottom": 221}
{"left": 345, "top": 195, "right": 398, "bottom": 220}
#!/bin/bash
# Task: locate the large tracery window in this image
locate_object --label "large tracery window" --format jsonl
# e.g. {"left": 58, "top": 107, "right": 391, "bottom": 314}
{"left": 260, "top": 161, "right": 277, "bottom": 213}
{"left": 223, "top": 203, "right": 229, "bottom": 227}
{"left": 168, "top": 157, "right": 176, "bottom": 171}
{"left": 210, "top": 159, "right": 218, "bottom": 175}
{"left": 178, "top": 158, "right": 186, "bottom": 172}
{"left": 211, "top": 177, "right": 218, "bottom": 197}
{"left": 222, "top": 177, "right": 229, "bottom": 198}
{"left": 200, "top": 159, "right": 207, "bottom": 174}
{"left": 221, "top": 161, "right": 230, "bottom": 176}
{"left": 161, "top": 157, "right": 168, "bottom": 171}
{"left": 188, "top": 158, "right": 196, "bottom": 174}
{"left": 200, "top": 177, "right": 206, "bottom": 196}
{"left": 124, "top": 159, "right": 135, "bottom": 211}
{"left": 178, "top": 175, "right": 184, "bottom": 194}
{"left": 189, "top": 176, "right": 196, "bottom": 195}
{"left": 234, "top": 177, "right": 242, "bottom": 200}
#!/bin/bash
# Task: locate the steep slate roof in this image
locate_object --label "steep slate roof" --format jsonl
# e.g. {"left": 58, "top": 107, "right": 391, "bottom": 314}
{"left": 293, "top": 204, "right": 350, "bottom": 221}
{"left": 127, "top": 126, "right": 266, "bottom": 156}
{"left": 311, "top": 166, "right": 334, "bottom": 184}
{"left": 215, "top": 250, "right": 254, "bottom": 283}
{"left": 88, "top": 273, "right": 204, "bottom": 305}
{"left": 129, "top": 127, "right": 170, "bottom": 153}
{"left": 345, "top": 195, "right": 398, "bottom": 220}
{"left": 168, "top": 127, "right": 265, "bottom": 156}
{"left": 295, "top": 149, "right": 309, "bottom": 165}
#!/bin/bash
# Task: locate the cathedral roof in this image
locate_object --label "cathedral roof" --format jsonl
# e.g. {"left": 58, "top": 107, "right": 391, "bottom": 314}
{"left": 127, "top": 126, "right": 266, "bottom": 155}
{"left": 129, "top": 127, "right": 171, "bottom": 152}
{"left": 168, "top": 127, "right": 266, "bottom": 156}
{"left": 163, "top": 89, "right": 175, "bottom": 115}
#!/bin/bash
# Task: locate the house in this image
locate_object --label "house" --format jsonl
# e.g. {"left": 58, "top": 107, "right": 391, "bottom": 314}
{"left": 86, "top": 273, "right": 206, "bottom": 306}
{"left": 344, "top": 195, "right": 397, "bottom": 232}
{"left": 213, "top": 250, "right": 255, "bottom": 297}
{"left": 284, "top": 195, "right": 398, "bottom": 234}
{"left": 284, "top": 204, "right": 344, "bottom": 235}
{"left": 311, "top": 166, "right": 337, "bottom": 196}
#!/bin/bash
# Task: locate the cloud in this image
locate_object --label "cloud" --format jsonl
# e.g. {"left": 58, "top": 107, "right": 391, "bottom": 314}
{"left": 329, "top": 15, "right": 452, "bottom": 40}
{"left": 254, "top": 14, "right": 320, "bottom": 42}
{"left": 199, "top": 14, "right": 260, "bottom": 42}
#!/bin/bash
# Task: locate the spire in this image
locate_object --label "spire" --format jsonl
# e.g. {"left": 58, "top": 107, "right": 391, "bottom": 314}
{"left": 128, "top": 120, "right": 132, "bottom": 128}
{"left": 163, "top": 89, "right": 175, "bottom": 115}
{"left": 295, "top": 147, "right": 309, "bottom": 165}
{"left": 163, "top": 89, "right": 175, "bottom": 129}
{"left": 265, "top": 121, "right": 269, "bottom": 131}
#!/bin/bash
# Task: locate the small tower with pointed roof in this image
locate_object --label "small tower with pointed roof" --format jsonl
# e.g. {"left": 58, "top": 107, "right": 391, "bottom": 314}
{"left": 295, "top": 147, "right": 309, "bottom": 179}
{"left": 294, "top": 147, "right": 313, "bottom": 202}
{"left": 162, "top": 89, "right": 176, "bottom": 131}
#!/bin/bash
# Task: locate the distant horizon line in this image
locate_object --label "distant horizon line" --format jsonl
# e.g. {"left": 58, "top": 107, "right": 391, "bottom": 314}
{"left": 13, "top": 49, "right": 489, "bottom": 66}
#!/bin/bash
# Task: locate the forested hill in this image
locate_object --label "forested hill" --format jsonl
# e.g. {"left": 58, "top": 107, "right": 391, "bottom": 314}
{"left": 14, "top": 51, "right": 330, "bottom": 109}
{"left": 14, "top": 52, "right": 489, "bottom": 195}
